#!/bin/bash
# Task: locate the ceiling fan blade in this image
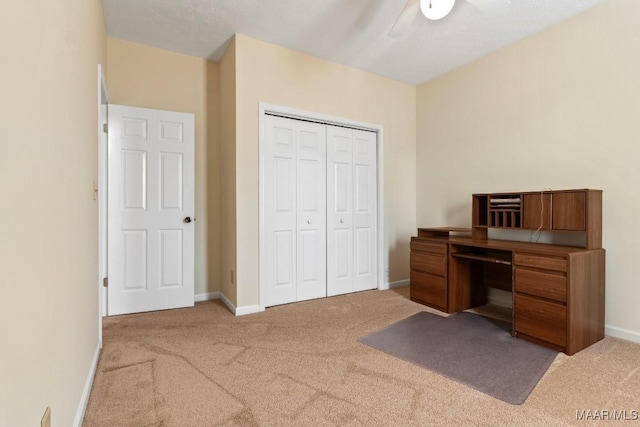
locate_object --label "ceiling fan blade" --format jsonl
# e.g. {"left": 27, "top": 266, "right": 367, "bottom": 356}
{"left": 466, "top": 0, "right": 511, "bottom": 15}
{"left": 388, "top": 0, "right": 420, "bottom": 38}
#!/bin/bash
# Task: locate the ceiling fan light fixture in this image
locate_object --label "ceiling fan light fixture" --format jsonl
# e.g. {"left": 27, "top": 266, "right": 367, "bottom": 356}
{"left": 420, "top": 0, "right": 456, "bottom": 20}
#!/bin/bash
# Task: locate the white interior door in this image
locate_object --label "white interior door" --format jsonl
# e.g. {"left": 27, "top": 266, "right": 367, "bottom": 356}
{"left": 326, "top": 126, "right": 354, "bottom": 296}
{"left": 264, "top": 116, "right": 297, "bottom": 307}
{"left": 352, "top": 129, "right": 377, "bottom": 292}
{"left": 107, "top": 105, "right": 195, "bottom": 315}
{"left": 262, "top": 112, "right": 377, "bottom": 306}
{"left": 263, "top": 115, "right": 326, "bottom": 307}
{"left": 296, "top": 121, "right": 327, "bottom": 302}
{"left": 327, "top": 126, "right": 377, "bottom": 296}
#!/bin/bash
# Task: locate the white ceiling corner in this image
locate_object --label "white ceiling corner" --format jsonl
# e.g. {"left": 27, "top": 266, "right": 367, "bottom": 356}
{"left": 102, "top": 0, "right": 608, "bottom": 85}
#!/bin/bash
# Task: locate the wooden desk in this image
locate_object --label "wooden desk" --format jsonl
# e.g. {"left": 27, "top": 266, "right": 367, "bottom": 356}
{"left": 410, "top": 231, "right": 605, "bottom": 355}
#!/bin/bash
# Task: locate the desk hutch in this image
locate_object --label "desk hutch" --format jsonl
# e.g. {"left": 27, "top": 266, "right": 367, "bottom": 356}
{"left": 410, "top": 189, "right": 605, "bottom": 355}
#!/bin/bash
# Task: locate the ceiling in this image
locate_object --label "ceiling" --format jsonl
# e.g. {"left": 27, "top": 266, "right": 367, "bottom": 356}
{"left": 102, "top": 0, "right": 607, "bottom": 85}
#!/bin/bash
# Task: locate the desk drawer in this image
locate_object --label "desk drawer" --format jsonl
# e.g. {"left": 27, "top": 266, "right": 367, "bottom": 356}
{"left": 514, "top": 253, "right": 567, "bottom": 272}
{"left": 410, "top": 239, "right": 447, "bottom": 255}
{"left": 515, "top": 294, "right": 567, "bottom": 348}
{"left": 410, "top": 271, "right": 447, "bottom": 311}
{"left": 410, "top": 251, "right": 446, "bottom": 277}
{"left": 515, "top": 268, "right": 567, "bottom": 303}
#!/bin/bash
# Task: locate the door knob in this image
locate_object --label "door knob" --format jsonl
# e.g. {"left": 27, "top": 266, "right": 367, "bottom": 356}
{"left": 340, "top": 219, "right": 344, "bottom": 224}
{"left": 307, "top": 219, "right": 311, "bottom": 224}
{"left": 184, "top": 217, "right": 192, "bottom": 223}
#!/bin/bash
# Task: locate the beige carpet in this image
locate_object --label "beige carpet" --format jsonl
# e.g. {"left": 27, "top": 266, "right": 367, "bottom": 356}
{"left": 84, "top": 287, "right": 640, "bottom": 426}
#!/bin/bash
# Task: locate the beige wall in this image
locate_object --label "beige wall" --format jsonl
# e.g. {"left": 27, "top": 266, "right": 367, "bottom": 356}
{"left": 219, "top": 37, "right": 238, "bottom": 303}
{"left": 106, "top": 38, "right": 221, "bottom": 295}
{"left": 0, "top": 0, "right": 106, "bottom": 425}
{"left": 416, "top": 0, "right": 640, "bottom": 337}
{"left": 233, "top": 34, "right": 416, "bottom": 308}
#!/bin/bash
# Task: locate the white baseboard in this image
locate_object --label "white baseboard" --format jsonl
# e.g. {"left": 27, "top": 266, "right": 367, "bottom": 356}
{"left": 387, "top": 279, "right": 409, "bottom": 289}
{"left": 218, "top": 292, "right": 262, "bottom": 316}
{"left": 606, "top": 324, "right": 640, "bottom": 345}
{"left": 194, "top": 291, "right": 221, "bottom": 302}
{"left": 236, "top": 304, "right": 262, "bottom": 316}
{"left": 219, "top": 292, "right": 236, "bottom": 313}
{"left": 73, "top": 341, "right": 101, "bottom": 427}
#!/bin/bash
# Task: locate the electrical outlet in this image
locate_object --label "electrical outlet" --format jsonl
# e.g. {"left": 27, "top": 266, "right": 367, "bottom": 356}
{"left": 41, "top": 407, "right": 51, "bottom": 427}
{"left": 385, "top": 267, "right": 389, "bottom": 276}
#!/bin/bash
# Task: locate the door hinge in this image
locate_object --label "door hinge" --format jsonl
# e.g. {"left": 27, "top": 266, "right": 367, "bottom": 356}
{"left": 103, "top": 123, "right": 108, "bottom": 134}
{"left": 103, "top": 277, "right": 108, "bottom": 287}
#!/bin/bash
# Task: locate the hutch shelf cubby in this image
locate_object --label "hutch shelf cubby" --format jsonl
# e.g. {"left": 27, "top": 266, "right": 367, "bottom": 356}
{"left": 472, "top": 189, "right": 602, "bottom": 249}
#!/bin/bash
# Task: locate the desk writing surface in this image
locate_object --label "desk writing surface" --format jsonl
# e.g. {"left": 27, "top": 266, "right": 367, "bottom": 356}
{"left": 415, "top": 235, "right": 601, "bottom": 256}
{"left": 417, "top": 227, "right": 472, "bottom": 233}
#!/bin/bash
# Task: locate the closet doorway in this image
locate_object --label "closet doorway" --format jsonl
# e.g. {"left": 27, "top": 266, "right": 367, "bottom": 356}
{"left": 259, "top": 104, "right": 384, "bottom": 309}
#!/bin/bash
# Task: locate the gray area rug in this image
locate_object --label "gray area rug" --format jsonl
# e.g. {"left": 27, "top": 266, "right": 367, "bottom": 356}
{"left": 359, "top": 311, "right": 558, "bottom": 405}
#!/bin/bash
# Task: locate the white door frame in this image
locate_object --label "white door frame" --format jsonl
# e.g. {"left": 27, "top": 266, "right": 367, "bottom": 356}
{"left": 258, "top": 102, "right": 385, "bottom": 312}
{"left": 97, "top": 64, "right": 109, "bottom": 345}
